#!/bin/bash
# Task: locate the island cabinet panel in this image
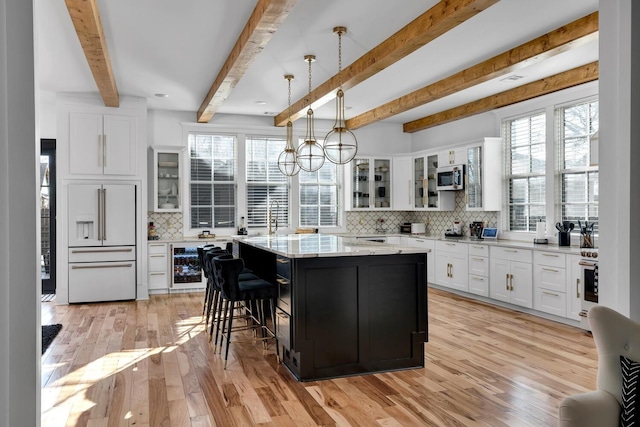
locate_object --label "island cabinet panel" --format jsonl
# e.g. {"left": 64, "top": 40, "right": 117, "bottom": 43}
{"left": 239, "top": 242, "right": 427, "bottom": 381}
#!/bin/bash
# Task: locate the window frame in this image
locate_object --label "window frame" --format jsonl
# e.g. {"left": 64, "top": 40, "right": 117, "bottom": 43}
{"left": 245, "top": 135, "right": 290, "bottom": 229}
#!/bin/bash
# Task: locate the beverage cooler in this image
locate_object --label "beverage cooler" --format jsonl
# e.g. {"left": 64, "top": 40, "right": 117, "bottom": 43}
{"left": 170, "top": 243, "right": 206, "bottom": 290}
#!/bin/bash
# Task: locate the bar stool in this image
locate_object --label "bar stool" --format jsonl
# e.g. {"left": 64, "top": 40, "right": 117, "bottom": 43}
{"left": 203, "top": 251, "right": 258, "bottom": 339}
{"left": 197, "top": 244, "right": 220, "bottom": 319}
{"left": 211, "top": 255, "right": 277, "bottom": 368}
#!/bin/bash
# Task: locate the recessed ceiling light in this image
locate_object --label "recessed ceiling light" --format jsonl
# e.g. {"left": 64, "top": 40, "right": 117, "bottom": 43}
{"left": 263, "top": 111, "right": 276, "bottom": 115}
{"left": 154, "top": 93, "right": 169, "bottom": 98}
{"left": 500, "top": 75, "right": 525, "bottom": 82}
{"left": 255, "top": 101, "right": 267, "bottom": 105}
{"left": 345, "top": 106, "right": 353, "bottom": 110}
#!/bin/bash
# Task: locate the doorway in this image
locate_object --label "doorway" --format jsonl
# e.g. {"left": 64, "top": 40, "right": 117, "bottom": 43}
{"left": 40, "top": 139, "right": 56, "bottom": 296}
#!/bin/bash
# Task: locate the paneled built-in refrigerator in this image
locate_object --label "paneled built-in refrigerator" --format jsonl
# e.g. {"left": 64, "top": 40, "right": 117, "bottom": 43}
{"left": 67, "top": 183, "right": 136, "bottom": 303}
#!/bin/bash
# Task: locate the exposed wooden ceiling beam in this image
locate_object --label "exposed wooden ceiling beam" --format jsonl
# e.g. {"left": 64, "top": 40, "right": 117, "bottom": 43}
{"left": 65, "top": 0, "right": 119, "bottom": 107}
{"left": 347, "top": 12, "right": 598, "bottom": 130}
{"left": 403, "top": 61, "right": 599, "bottom": 133}
{"left": 197, "top": 0, "right": 298, "bottom": 123}
{"left": 273, "top": 0, "right": 500, "bottom": 127}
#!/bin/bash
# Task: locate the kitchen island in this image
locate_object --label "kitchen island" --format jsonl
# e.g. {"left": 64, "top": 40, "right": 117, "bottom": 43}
{"left": 237, "top": 234, "right": 428, "bottom": 381}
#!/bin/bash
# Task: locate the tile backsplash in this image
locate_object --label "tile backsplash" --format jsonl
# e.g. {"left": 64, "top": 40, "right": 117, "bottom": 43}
{"left": 149, "top": 192, "right": 498, "bottom": 238}
{"left": 147, "top": 212, "right": 183, "bottom": 240}
{"left": 346, "top": 192, "right": 498, "bottom": 236}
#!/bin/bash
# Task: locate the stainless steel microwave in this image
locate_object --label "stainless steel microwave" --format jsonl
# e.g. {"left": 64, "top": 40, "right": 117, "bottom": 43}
{"left": 436, "top": 164, "right": 465, "bottom": 191}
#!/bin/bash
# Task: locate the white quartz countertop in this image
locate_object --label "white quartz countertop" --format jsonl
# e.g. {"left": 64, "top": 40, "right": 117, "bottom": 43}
{"left": 236, "top": 234, "right": 431, "bottom": 258}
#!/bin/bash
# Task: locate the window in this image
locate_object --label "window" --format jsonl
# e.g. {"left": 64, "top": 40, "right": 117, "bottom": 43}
{"left": 187, "top": 133, "right": 236, "bottom": 229}
{"left": 504, "top": 112, "right": 546, "bottom": 232}
{"left": 299, "top": 159, "right": 340, "bottom": 228}
{"left": 557, "top": 99, "right": 599, "bottom": 231}
{"left": 246, "top": 136, "right": 288, "bottom": 228}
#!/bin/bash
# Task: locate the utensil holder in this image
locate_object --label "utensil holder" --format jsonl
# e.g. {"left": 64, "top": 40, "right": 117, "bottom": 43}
{"left": 580, "top": 232, "right": 594, "bottom": 248}
{"left": 558, "top": 231, "right": 570, "bottom": 247}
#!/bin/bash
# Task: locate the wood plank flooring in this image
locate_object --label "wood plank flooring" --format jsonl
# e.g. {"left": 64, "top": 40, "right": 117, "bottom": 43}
{"left": 41, "top": 288, "right": 597, "bottom": 426}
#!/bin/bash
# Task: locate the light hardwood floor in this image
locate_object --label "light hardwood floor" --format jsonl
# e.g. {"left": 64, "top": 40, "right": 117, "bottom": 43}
{"left": 41, "top": 287, "right": 597, "bottom": 426}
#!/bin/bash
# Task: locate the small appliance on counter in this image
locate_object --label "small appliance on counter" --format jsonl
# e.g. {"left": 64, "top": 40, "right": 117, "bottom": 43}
{"left": 410, "top": 223, "right": 426, "bottom": 234}
{"left": 399, "top": 223, "right": 412, "bottom": 234}
{"left": 469, "top": 221, "right": 484, "bottom": 239}
{"left": 444, "top": 220, "right": 463, "bottom": 238}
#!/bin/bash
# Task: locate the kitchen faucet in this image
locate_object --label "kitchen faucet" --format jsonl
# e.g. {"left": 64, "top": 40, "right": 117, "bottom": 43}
{"left": 268, "top": 199, "right": 280, "bottom": 235}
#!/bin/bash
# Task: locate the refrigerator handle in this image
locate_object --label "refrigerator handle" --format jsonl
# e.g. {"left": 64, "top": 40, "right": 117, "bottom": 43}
{"left": 97, "top": 188, "right": 102, "bottom": 241}
{"left": 102, "top": 188, "right": 107, "bottom": 240}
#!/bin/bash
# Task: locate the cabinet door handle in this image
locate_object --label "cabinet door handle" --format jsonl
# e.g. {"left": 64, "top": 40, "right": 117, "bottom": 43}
{"left": 509, "top": 273, "right": 514, "bottom": 291}
{"left": 98, "top": 134, "right": 103, "bottom": 168}
{"left": 542, "top": 267, "right": 559, "bottom": 273}
{"left": 408, "top": 180, "right": 411, "bottom": 205}
{"left": 276, "top": 258, "right": 290, "bottom": 264}
{"left": 276, "top": 278, "right": 290, "bottom": 285}
{"left": 102, "top": 188, "right": 107, "bottom": 240}
{"left": 422, "top": 179, "right": 427, "bottom": 205}
{"left": 576, "top": 278, "right": 581, "bottom": 298}
{"left": 103, "top": 134, "right": 108, "bottom": 168}
{"left": 505, "top": 273, "right": 509, "bottom": 290}
{"left": 542, "top": 291, "right": 559, "bottom": 297}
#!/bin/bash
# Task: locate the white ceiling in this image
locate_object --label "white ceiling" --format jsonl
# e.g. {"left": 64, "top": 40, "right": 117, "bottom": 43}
{"left": 35, "top": 0, "right": 599, "bottom": 126}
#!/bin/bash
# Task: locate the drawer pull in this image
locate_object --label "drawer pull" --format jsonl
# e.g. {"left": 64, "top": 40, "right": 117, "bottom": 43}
{"left": 504, "top": 249, "right": 517, "bottom": 253}
{"left": 150, "top": 254, "right": 165, "bottom": 258}
{"left": 72, "top": 248, "right": 133, "bottom": 253}
{"left": 276, "top": 311, "right": 289, "bottom": 319}
{"left": 150, "top": 272, "right": 165, "bottom": 276}
{"left": 445, "top": 243, "right": 455, "bottom": 246}
{"left": 276, "top": 258, "right": 290, "bottom": 264}
{"left": 276, "top": 278, "right": 290, "bottom": 285}
{"left": 72, "top": 263, "right": 132, "bottom": 269}
{"left": 542, "top": 291, "right": 559, "bottom": 297}
{"left": 471, "top": 257, "right": 485, "bottom": 261}
{"left": 471, "top": 245, "right": 485, "bottom": 249}
{"left": 576, "top": 278, "right": 581, "bottom": 298}
{"left": 471, "top": 276, "right": 485, "bottom": 281}
{"left": 149, "top": 244, "right": 165, "bottom": 247}
{"left": 542, "top": 267, "right": 559, "bottom": 273}
{"left": 415, "top": 239, "right": 425, "bottom": 243}
{"left": 542, "top": 253, "right": 559, "bottom": 257}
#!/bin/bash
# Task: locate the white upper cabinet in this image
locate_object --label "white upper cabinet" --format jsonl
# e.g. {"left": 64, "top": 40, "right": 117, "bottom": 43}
{"left": 149, "top": 147, "right": 183, "bottom": 212}
{"left": 69, "top": 112, "right": 137, "bottom": 176}
{"left": 346, "top": 157, "right": 392, "bottom": 210}
{"left": 413, "top": 153, "right": 454, "bottom": 211}
{"left": 392, "top": 156, "right": 413, "bottom": 211}
{"left": 438, "top": 148, "right": 467, "bottom": 166}
{"left": 466, "top": 137, "right": 502, "bottom": 211}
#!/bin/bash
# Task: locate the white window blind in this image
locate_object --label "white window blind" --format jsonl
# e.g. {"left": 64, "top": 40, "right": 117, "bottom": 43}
{"left": 299, "top": 158, "right": 339, "bottom": 228}
{"left": 505, "top": 112, "right": 546, "bottom": 232}
{"left": 556, "top": 99, "right": 598, "bottom": 232}
{"left": 246, "top": 136, "right": 288, "bottom": 228}
{"left": 188, "top": 133, "right": 236, "bottom": 229}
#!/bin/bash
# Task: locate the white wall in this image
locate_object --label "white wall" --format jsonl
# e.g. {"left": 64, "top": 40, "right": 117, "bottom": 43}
{"left": 39, "top": 90, "right": 56, "bottom": 138}
{"left": 599, "top": 0, "right": 640, "bottom": 320}
{"left": 0, "top": 0, "right": 39, "bottom": 425}
{"left": 411, "top": 111, "right": 499, "bottom": 152}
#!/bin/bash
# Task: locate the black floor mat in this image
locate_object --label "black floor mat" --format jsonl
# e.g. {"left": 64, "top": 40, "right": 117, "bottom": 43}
{"left": 42, "top": 324, "right": 62, "bottom": 354}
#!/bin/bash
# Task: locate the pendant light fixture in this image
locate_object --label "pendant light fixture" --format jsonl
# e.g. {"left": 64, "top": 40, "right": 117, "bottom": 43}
{"left": 323, "top": 26, "right": 357, "bottom": 165}
{"left": 277, "top": 74, "right": 301, "bottom": 176}
{"left": 296, "top": 54, "right": 325, "bottom": 172}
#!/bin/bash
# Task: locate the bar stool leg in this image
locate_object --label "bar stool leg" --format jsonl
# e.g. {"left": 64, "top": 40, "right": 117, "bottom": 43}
{"left": 224, "top": 300, "right": 235, "bottom": 368}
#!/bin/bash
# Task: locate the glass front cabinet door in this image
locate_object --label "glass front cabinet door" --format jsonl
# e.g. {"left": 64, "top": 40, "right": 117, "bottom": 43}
{"left": 150, "top": 147, "right": 183, "bottom": 212}
{"left": 349, "top": 157, "right": 392, "bottom": 209}
{"left": 413, "top": 154, "right": 454, "bottom": 211}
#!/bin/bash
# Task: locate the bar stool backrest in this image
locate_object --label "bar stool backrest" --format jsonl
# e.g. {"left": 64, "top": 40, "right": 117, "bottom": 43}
{"left": 212, "top": 256, "right": 245, "bottom": 300}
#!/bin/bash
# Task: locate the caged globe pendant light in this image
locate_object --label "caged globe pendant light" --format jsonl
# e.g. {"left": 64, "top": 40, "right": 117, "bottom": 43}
{"left": 323, "top": 26, "right": 357, "bottom": 165}
{"left": 296, "top": 55, "right": 325, "bottom": 172}
{"left": 277, "top": 74, "right": 301, "bottom": 176}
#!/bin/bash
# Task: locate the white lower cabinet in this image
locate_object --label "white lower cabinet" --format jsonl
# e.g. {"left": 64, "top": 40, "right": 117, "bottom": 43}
{"left": 403, "top": 237, "right": 435, "bottom": 284}
{"left": 148, "top": 242, "right": 168, "bottom": 291}
{"left": 468, "top": 243, "right": 489, "bottom": 297}
{"left": 490, "top": 247, "right": 532, "bottom": 308}
{"left": 435, "top": 241, "right": 468, "bottom": 292}
{"left": 533, "top": 251, "right": 567, "bottom": 317}
{"left": 566, "top": 254, "right": 582, "bottom": 321}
